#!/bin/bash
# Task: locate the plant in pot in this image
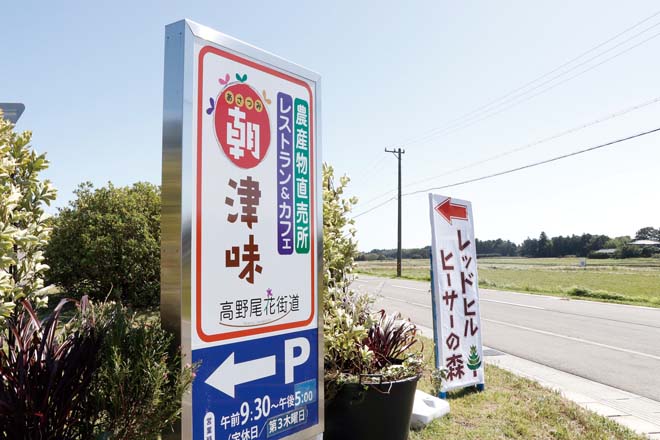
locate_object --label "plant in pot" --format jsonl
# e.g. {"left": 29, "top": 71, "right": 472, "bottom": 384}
{"left": 323, "top": 288, "right": 423, "bottom": 440}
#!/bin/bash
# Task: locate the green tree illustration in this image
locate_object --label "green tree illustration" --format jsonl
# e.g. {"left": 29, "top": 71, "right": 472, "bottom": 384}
{"left": 467, "top": 345, "right": 481, "bottom": 377}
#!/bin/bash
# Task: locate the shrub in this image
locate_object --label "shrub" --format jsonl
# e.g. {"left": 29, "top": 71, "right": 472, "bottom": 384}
{"left": 641, "top": 246, "right": 659, "bottom": 257}
{"left": 322, "top": 164, "right": 358, "bottom": 293}
{"left": 322, "top": 164, "right": 423, "bottom": 395}
{"left": 46, "top": 182, "right": 160, "bottom": 308}
{"left": 0, "top": 297, "right": 101, "bottom": 439}
{"left": 87, "top": 302, "right": 195, "bottom": 439}
{"left": 566, "top": 286, "right": 626, "bottom": 302}
{"left": 323, "top": 289, "right": 375, "bottom": 377}
{"left": 0, "top": 118, "right": 57, "bottom": 318}
{"left": 615, "top": 245, "right": 642, "bottom": 259}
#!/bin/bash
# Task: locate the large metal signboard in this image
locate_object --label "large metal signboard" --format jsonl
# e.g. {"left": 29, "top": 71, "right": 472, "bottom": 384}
{"left": 428, "top": 194, "right": 484, "bottom": 395}
{"left": 162, "top": 20, "right": 322, "bottom": 440}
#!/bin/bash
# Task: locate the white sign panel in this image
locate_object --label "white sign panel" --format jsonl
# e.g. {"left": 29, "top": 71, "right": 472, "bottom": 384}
{"left": 195, "top": 45, "right": 316, "bottom": 344}
{"left": 428, "top": 194, "right": 485, "bottom": 393}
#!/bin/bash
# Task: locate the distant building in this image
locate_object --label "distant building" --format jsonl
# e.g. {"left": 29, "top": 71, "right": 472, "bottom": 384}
{"left": 593, "top": 249, "right": 617, "bottom": 255}
{"left": 629, "top": 240, "right": 660, "bottom": 246}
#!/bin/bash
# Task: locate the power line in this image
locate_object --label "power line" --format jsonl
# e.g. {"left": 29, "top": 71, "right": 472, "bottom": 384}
{"left": 352, "top": 196, "right": 397, "bottom": 219}
{"left": 352, "top": 11, "right": 660, "bottom": 213}
{"left": 394, "top": 8, "right": 660, "bottom": 148}
{"left": 351, "top": 126, "right": 660, "bottom": 218}
{"left": 358, "top": 95, "right": 660, "bottom": 205}
{"left": 354, "top": 188, "right": 397, "bottom": 211}
{"left": 406, "top": 126, "right": 660, "bottom": 195}
{"left": 358, "top": 189, "right": 397, "bottom": 213}
{"left": 353, "top": 12, "right": 660, "bottom": 208}
{"left": 407, "top": 24, "right": 660, "bottom": 146}
{"left": 402, "top": 95, "right": 660, "bottom": 190}
{"left": 349, "top": 154, "right": 389, "bottom": 187}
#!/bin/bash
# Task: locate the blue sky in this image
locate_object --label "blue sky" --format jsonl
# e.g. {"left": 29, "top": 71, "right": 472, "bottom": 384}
{"left": 2, "top": 1, "right": 659, "bottom": 251}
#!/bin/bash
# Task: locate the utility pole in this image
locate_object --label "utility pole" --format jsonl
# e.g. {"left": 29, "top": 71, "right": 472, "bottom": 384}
{"left": 385, "top": 147, "right": 405, "bottom": 277}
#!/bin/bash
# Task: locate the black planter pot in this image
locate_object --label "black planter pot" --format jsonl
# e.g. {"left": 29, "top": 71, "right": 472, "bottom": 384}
{"left": 324, "top": 375, "right": 419, "bottom": 440}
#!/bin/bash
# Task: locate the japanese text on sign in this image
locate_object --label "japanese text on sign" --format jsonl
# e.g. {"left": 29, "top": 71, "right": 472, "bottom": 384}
{"left": 225, "top": 177, "right": 263, "bottom": 284}
{"left": 429, "top": 195, "right": 484, "bottom": 392}
{"left": 293, "top": 99, "right": 310, "bottom": 254}
{"left": 197, "top": 44, "right": 316, "bottom": 342}
{"left": 277, "top": 93, "right": 294, "bottom": 255}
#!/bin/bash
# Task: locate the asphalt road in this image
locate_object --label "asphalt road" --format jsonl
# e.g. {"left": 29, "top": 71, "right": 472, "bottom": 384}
{"left": 353, "top": 275, "right": 660, "bottom": 402}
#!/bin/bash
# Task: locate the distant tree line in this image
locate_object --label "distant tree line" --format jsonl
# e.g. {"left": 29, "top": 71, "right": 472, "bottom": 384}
{"left": 475, "top": 238, "right": 518, "bottom": 257}
{"left": 358, "top": 246, "right": 432, "bottom": 261}
{"left": 356, "top": 226, "right": 660, "bottom": 260}
{"left": 520, "top": 232, "right": 619, "bottom": 258}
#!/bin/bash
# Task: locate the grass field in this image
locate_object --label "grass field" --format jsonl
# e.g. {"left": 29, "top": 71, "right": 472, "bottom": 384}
{"left": 410, "top": 337, "right": 644, "bottom": 439}
{"left": 356, "top": 257, "right": 660, "bottom": 307}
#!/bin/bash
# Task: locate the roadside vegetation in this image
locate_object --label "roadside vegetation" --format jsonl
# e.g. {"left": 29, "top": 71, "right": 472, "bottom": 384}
{"left": 0, "top": 118, "right": 192, "bottom": 439}
{"left": 359, "top": 229, "right": 660, "bottom": 261}
{"left": 356, "top": 257, "right": 660, "bottom": 307}
{"left": 46, "top": 181, "right": 161, "bottom": 308}
{"left": 411, "top": 337, "right": 644, "bottom": 440}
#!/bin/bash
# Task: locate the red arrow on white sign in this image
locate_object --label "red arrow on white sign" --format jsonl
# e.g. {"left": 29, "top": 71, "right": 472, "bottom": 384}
{"left": 435, "top": 198, "right": 468, "bottom": 224}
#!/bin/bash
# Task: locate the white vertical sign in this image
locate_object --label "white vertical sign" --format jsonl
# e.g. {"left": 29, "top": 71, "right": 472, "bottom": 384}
{"left": 428, "top": 194, "right": 484, "bottom": 393}
{"left": 162, "top": 19, "right": 323, "bottom": 440}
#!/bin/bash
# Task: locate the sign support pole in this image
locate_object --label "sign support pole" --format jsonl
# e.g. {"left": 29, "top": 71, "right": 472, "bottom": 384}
{"left": 429, "top": 247, "right": 446, "bottom": 399}
{"left": 162, "top": 20, "right": 192, "bottom": 439}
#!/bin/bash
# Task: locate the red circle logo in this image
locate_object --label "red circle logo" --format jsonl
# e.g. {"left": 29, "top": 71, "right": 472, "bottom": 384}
{"left": 214, "top": 83, "right": 271, "bottom": 169}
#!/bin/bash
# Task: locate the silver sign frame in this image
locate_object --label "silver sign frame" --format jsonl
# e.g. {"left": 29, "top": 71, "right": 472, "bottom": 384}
{"left": 161, "top": 19, "right": 323, "bottom": 440}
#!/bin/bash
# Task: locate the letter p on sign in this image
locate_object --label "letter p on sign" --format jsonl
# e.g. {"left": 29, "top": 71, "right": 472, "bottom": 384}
{"left": 284, "top": 337, "right": 310, "bottom": 384}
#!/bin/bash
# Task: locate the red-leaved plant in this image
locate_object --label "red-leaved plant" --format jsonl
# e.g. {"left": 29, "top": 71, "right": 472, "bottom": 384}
{"left": 0, "top": 296, "right": 101, "bottom": 439}
{"left": 365, "top": 310, "right": 420, "bottom": 370}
